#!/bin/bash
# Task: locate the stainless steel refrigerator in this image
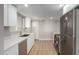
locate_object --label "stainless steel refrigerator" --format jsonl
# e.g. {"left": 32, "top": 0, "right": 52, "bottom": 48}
{"left": 60, "top": 6, "right": 79, "bottom": 55}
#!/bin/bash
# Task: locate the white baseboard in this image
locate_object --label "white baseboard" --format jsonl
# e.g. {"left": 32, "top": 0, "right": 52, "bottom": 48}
{"left": 38, "top": 38, "right": 53, "bottom": 40}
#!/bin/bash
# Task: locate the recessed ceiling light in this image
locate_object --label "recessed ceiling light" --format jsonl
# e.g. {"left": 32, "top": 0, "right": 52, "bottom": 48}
{"left": 59, "top": 4, "right": 64, "bottom": 7}
{"left": 24, "top": 4, "right": 28, "bottom": 7}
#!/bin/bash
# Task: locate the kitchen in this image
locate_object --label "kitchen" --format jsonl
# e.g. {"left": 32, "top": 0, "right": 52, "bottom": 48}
{"left": 0, "top": 4, "right": 79, "bottom": 55}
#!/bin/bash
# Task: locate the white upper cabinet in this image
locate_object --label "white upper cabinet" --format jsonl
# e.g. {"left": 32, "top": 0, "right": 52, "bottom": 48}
{"left": 4, "top": 5, "right": 8, "bottom": 26}
{"left": 4, "top": 5, "right": 17, "bottom": 26}
{"left": 25, "top": 17, "right": 31, "bottom": 28}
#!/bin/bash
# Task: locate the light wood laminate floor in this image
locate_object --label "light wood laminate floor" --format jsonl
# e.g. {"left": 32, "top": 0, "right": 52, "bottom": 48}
{"left": 29, "top": 40, "right": 57, "bottom": 55}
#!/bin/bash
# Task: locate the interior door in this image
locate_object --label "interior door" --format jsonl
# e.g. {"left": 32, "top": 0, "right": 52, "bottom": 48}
{"left": 60, "top": 10, "right": 73, "bottom": 55}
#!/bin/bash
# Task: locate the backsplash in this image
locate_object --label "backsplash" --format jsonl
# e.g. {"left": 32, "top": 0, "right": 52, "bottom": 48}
{"left": 4, "top": 27, "right": 19, "bottom": 40}
{"left": 4, "top": 26, "right": 32, "bottom": 40}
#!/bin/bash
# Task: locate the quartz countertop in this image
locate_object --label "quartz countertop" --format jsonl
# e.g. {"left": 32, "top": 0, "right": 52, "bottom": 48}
{"left": 4, "top": 33, "right": 33, "bottom": 51}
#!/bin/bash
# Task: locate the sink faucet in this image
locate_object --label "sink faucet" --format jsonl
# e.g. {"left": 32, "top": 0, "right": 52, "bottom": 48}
{"left": 19, "top": 27, "right": 27, "bottom": 35}
{"left": 19, "top": 31, "right": 22, "bottom": 35}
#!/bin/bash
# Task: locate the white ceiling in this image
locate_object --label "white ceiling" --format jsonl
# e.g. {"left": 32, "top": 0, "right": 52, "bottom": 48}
{"left": 15, "top": 4, "right": 63, "bottom": 19}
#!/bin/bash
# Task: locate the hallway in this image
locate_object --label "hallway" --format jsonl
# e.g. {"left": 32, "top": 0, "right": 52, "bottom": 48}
{"left": 29, "top": 40, "right": 57, "bottom": 55}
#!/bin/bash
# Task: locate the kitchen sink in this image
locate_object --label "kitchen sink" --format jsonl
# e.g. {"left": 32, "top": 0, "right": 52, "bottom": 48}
{"left": 20, "top": 34, "right": 30, "bottom": 37}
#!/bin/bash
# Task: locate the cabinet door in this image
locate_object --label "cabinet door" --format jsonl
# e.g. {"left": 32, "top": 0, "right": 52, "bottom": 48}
{"left": 19, "top": 39, "right": 27, "bottom": 55}
{"left": 4, "top": 4, "right": 17, "bottom": 26}
{"left": 4, "top": 5, "right": 8, "bottom": 26}
{"left": 8, "top": 5, "right": 17, "bottom": 26}
{"left": 27, "top": 34, "right": 35, "bottom": 54}
{"left": 4, "top": 5, "right": 17, "bottom": 26}
{"left": 4, "top": 44, "right": 18, "bottom": 55}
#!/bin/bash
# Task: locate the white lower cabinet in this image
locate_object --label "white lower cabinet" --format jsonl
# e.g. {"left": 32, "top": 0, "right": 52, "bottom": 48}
{"left": 4, "top": 34, "right": 35, "bottom": 55}
{"left": 27, "top": 34, "right": 35, "bottom": 54}
{"left": 4, "top": 44, "right": 18, "bottom": 55}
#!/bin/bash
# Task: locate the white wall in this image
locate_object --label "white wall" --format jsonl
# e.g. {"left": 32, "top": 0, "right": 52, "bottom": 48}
{"left": 31, "top": 18, "right": 60, "bottom": 40}
{"left": 39, "top": 19, "right": 60, "bottom": 40}
{"left": 31, "top": 20, "right": 39, "bottom": 39}
{"left": 51, "top": 19, "right": 60, "bottom": 40}
{"left": 63, "top": 4, "right": 77, "bottom": 15}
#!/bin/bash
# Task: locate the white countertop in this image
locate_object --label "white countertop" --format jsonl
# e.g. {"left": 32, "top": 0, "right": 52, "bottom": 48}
{"left": 4, "top": 33, "right": 33, "bottom": 51}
